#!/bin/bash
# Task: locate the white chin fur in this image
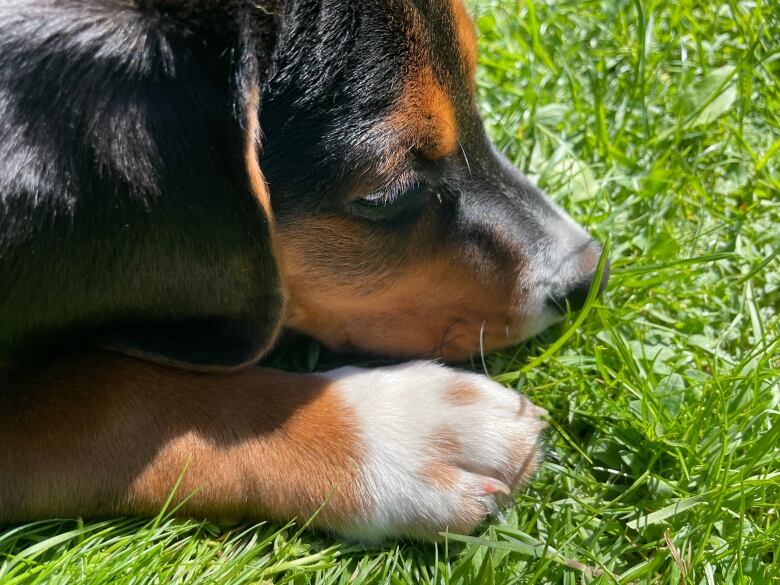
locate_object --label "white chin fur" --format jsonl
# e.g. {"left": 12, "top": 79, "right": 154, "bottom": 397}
{"left": 517, "top": 306, "right": 565, "bottom": 341}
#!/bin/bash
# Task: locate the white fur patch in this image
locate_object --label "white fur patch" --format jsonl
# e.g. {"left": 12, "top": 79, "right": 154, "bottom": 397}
{"left": 323, "top": 362, "right": 546, "bottom": 541}
{"left": 521, "top": 199, "right": 600, "bottom": 337}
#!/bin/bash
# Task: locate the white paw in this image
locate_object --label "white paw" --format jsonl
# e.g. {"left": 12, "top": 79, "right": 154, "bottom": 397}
{"left": 324, "top": 361, "right": 546, "bottom": 541}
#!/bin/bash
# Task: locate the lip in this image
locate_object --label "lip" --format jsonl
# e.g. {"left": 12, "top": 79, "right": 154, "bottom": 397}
{"left": 430, "top": 310, "right": 566, "bottom": 361}
{"left": 513, "top": 309, "right": 566, "bottom": 341}
{"left": 545, "top": 294, "right": 569, "bottom": 315}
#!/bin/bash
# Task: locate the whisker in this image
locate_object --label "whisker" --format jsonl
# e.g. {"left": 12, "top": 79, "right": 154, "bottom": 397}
{"left": 479, "top": 320, "right": 488, "bottom": 376}
{"left": 458, "top": 138, "right": 472, "bottom": 178}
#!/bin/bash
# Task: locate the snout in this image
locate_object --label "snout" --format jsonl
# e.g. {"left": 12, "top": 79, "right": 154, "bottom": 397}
{"left": 545, "top": 242, "right": 610, "bottom": 313}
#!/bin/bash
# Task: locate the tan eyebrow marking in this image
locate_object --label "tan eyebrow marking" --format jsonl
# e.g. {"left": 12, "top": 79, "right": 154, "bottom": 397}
{"left": 387, "top": 64, "right": 458, "bottom": 162}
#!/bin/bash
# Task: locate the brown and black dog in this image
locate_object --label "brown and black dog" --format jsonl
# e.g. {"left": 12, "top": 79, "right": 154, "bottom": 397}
{"left": 0, "top": 0, "right": 608, "bottom": 540}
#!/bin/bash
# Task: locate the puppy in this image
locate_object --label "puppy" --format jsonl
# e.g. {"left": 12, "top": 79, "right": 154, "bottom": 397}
{"left": 0, "top": 0, "right": 607, "bottom": 540}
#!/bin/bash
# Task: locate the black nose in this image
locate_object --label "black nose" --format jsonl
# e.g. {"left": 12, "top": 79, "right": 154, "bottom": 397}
{"left": 548, "top": 259, "right": 611, "bottom": 313}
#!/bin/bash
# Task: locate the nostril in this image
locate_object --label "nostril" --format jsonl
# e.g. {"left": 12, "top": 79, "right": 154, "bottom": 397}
{"left": 547, "top": 258, "right": 610, "bottom": 313}
{"left": 562, "top": 275, "right": 592, "bottom": 311}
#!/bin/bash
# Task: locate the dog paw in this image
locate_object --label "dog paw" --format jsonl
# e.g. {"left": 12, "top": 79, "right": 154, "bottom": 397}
{"left": 323, "top": 362, "right": 546, "bottom": 541}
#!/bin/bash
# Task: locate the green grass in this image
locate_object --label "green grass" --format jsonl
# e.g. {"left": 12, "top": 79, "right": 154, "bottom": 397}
{"left": 2, "top": 0, "right": 778, "bottom": 582}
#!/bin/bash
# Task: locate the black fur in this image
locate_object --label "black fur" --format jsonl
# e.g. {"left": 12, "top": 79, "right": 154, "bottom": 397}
{"left": 259, "top": 0, "right": 565, "bottom": 281}
{"left": 0, "top": 1, "right": 282, "bottom": 369}
{"left": 261, "top": 0, "right": 472, "bottom": 217}
{"left": 0, "top": 0, "right": 597, "bottom": 370}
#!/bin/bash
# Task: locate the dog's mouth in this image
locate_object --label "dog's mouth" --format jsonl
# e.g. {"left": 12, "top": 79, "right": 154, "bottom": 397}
{"left": 282, "top": 289, "right": 597, "bottom": 363}
{"left": 277, "top": 221, "right": 610, "bottom": 363}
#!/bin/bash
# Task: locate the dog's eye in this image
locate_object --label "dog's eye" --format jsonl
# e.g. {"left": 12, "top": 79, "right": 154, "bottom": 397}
{"left": 355, "top": 190, "right": 396, "bottom": 207}
{"left": 350, "top": 177, "right": 423, "bottom": 221}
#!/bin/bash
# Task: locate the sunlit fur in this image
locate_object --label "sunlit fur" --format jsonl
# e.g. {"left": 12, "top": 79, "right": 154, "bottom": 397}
{"left": 0, "top": 0, "right": 603, "bottom": 540}
{"left": 262, "top": 0, "right": 604, "bottom": 360}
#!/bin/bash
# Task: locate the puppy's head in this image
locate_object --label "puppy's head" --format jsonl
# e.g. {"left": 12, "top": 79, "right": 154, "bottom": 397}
{"left": 260, "top": 0, "right": 608, "bottom": 361}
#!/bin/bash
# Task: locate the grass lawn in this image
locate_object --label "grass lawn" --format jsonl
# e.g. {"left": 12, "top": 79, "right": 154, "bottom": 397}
{"left": 1, "top": 0, "right": 778, "bottom": 582}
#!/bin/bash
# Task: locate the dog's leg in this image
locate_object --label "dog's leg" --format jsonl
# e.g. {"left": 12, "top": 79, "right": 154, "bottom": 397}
{"left": 0, "top": 353, "right": 545, "bottom": 540}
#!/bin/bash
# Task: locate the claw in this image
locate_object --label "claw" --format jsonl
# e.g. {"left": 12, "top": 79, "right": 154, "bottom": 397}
{"left": 519, "top": 399, "right": 548, "bottom": 418}
{"left": 481, "top": 477, "right": 511, "bottom": 496}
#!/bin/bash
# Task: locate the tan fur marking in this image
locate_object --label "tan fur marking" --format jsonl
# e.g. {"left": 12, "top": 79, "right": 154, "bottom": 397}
{"left": 245, "top": 86, "right": 273, "bottom": 222}
{"left": 389, "top": 65, "right": 458, "bottom": 161}
{"left": 422, "top": 427, "right": 461, "bottom": 490}
{"left": 452, "top": 0, "right": 478, "bottom": 77}
{"left": 278, "top": 215, "right": 522, "bottom": 361}
{"left": 445, "top": 382, "right": 482, "bottom": 405}
{"left": 245, "top": 85, "right": 289, "bottom": 326}
{"left": 422, "top": 462, "right": 459, "bottom": 491}
{"left": 429, "top": 427, "right": 462, "bottom": 459}
{"left": 0, "top": 353, "right": 366, "bottom": 531}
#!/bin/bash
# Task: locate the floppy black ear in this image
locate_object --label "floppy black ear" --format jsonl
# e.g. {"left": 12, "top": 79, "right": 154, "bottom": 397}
{"left": 103, "top": 5, "right": 287, "bottom": 371}
{"left": 0, "top": 2, "right": 285, "bottom": 370}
